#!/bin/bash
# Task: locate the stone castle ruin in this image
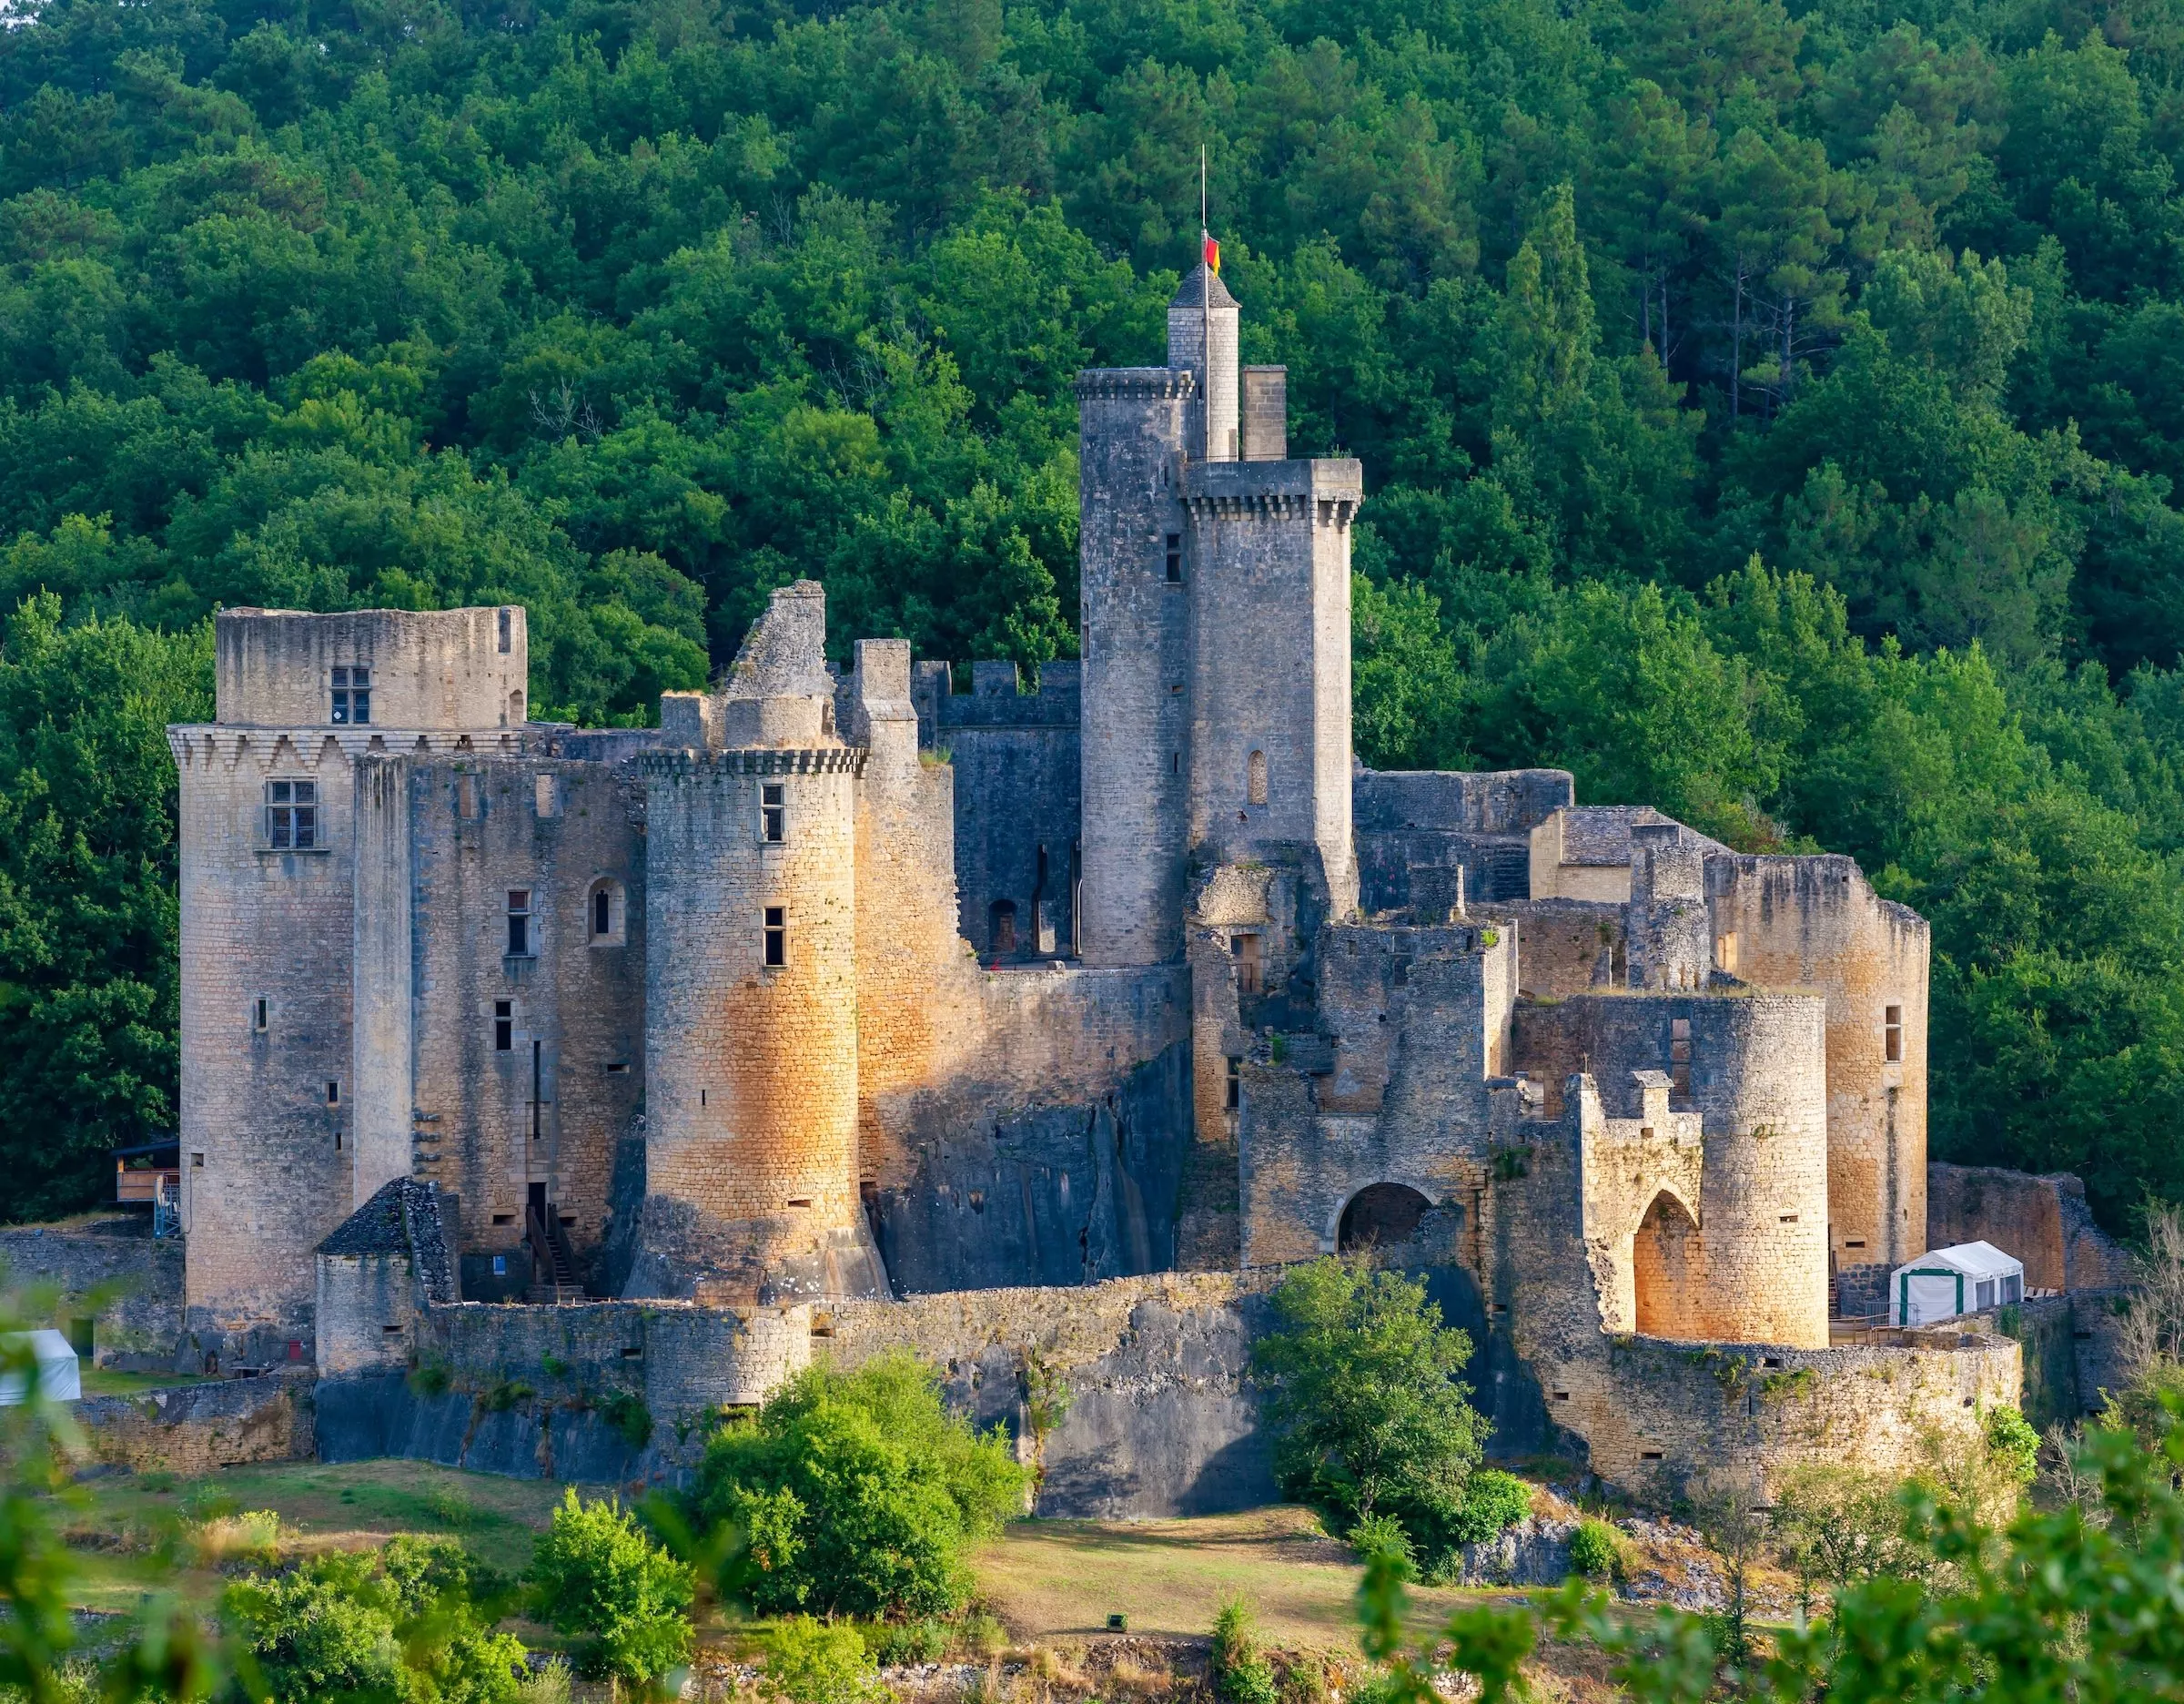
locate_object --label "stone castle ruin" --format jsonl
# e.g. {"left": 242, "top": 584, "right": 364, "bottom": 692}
{"left": 159, "top": 262, "right": 2069, "bottom": 1498}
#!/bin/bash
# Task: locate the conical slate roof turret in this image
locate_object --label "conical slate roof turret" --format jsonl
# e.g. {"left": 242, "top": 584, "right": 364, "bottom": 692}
{"left": 1169, "top": 261, "right": 1237, "bottom": 310}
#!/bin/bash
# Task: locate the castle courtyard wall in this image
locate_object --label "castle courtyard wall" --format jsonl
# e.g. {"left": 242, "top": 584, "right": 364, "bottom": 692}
{"left": 400, "top": 755, "right": 647, "bottom": 1291}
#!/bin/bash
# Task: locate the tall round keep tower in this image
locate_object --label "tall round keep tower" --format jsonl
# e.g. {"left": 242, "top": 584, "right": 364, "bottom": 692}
{"left": 630, "top": 581, "right": 887, "bottom": 1303}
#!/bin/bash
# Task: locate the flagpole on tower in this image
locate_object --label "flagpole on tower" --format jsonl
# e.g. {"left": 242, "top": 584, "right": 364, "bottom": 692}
{"left": 1201, "top": 144, "right": 1210, "bottom": 459}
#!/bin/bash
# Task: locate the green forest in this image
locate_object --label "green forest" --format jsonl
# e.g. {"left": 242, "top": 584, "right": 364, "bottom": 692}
{"left": 3, "top": 0, "right": 2183, "bottom": 1226}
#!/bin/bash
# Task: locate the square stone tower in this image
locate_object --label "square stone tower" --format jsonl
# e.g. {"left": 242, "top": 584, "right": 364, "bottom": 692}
{"left": 1077, "top": 261, "right": 1361, "bottom": 970}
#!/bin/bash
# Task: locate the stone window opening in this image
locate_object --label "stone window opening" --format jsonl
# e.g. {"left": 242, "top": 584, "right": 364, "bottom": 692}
{"left": 509, "top": 690, "right": 525, "bottom": 725}
{"left": 1247, "top": 750, "right": 1268, "bottom": 806}
{"left": 506, "top": 889, "right": 534, "bottom": 957}
{"left": 1165, "top": 532, "right": 1182, "bottom": 583}
{"left": 252, "top": 998, "right": 268, "bottom": 1032}
{"left": 589, "top": 879, "right": 625, "bottom": 946}
{"left": 1232, "top": 932, "right": 1262, "bottom": 995}
{"left": 266, "top": 779, "right": 318, "bottom": 849}
{"left": 1225, "top": 1056, "right": 1241, "bottom": 1111}
{"left": 989, "top": 899, "right": 1017, "bottom": 958}
{"left": 498, "top": 608, "right": 512, "bottom": 654}
{"left": 326, "top": 1080, "right": 339, "bottom": 1106}
{"left": 1884, "top": 1004, "right": 1903, "bottom": 1062}
{"left": 493, "top": 999, "right": 513, "bottom": 1052}
{"left": 760, "top": 781, "right": 786, "bottom": 844}
{"left": 330, "top": 666, "right": 370, "bottom": 725}
{"left": 1669, "top": 1018, "right": 1692, "bottom": 1097}
{"left": 763, "top": 905, "right": 788, "bottom": 969}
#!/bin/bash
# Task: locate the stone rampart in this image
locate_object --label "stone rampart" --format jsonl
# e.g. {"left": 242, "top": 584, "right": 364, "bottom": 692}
{"left": 1926, "top": 1163, "right": 2130, "bottom": 1292}
{"left": 0, "top": 1223, "right": 183, "bottom": 1368}
{"left": 824, "top": 1270, "right": 1280, "bottom": 1517}
{"left": 77, "top": 1371, "right": 314, "bottom": 1474}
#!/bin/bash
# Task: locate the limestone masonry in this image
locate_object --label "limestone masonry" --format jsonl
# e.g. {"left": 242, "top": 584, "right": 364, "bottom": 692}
{"left": 157, "top": 264, "right": 2070, "bottom": 1494}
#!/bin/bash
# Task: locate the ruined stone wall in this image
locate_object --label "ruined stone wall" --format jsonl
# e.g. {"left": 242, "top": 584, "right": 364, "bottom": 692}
{"left": 217, "top": 606, "right": 529, "bottom": 732}
{"left": 0, "top": 1223, "right": 183, "bottom": 1367}
{"left": 1708, "top": 856, "right": 1929, "bottom": 1269}
{"left": 1237, "top": 923, "right": 1516, "bottom": 1267}
{"left": 929, "top": 661, "right": 1081, "bottom": 961}
{"left": 825, "top": 1270, "right": 1280, "bottom": 1516}
{"left": 1076, "top": 371, "right": 1192, "bottom": 966}
{"left": 77, "top": 1372, "right": 314, "bottom": 1474}
{"left": 1926, "top": 1163, "right": 2130, "bottom": 1292}
{"left": 1502, "top": 900, "right": 1622, "bottom": 998}
{"left": 399, "top": 756, "right": 647, "bottom": 1292}
{"left": 1353, "top": 769, "right": 1572, "bottom": 912}
{"left": 316, "top": 1253, "right": 420, "bottom": 1374}
{"left": 420, "top": 1299, "right": 814, "bottom": 1411}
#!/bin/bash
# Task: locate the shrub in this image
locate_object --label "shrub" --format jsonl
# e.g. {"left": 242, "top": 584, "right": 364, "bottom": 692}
{"left": 223, "top": 1536, "right": 526, "bottom": 1704}
{"left": 761, "top": 1616, "right": 888, "bottom": 1704}
{"left": 600, "top": 1389, "right": 654, "bottom": 1450}
{"left": 1250, "top": 1258, "right": 1491, "bottom": 1566}
{"left": 1443, "top": 1470, "right": 1532, "bottom": 1546}
{"left": 863, "top": 1618, "right": 950, "bottom": 1665}
{"left": 1210, "top": 1598, "right": 1279, "bottom": 1704}
{"left": 1986, "top": 1405, "right": 2040, "bottom": 1486}
{"left": 527, "top": 1490, "right": 693, "bottom": 1682}
{"left": 1567, "top": 1518, "right": 1622, "bottom": 1580}
{"left": 1346, "top": 1515, "right": 1417, "bottom": 1581}
{"left": 692, "top": 1352, "right": 1027, "bottom": 1618}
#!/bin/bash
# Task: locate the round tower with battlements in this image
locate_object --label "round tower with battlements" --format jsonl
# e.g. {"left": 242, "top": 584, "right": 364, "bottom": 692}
{"left": 630, "top": 581, "right": 888, "bottom": 1304}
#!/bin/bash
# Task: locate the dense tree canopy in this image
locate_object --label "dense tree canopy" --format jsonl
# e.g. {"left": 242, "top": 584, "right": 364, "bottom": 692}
{"left": 4, "top": 0, "right": 2184, "bottom": 1222}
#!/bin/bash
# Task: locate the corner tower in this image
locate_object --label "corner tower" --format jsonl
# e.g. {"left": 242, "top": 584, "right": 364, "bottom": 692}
{"left": 630, "top": 582, "right": 888, "bottom": 1303}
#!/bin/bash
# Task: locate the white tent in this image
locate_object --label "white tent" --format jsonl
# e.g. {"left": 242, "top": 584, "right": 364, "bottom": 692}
{"left": 0, "top": 1329, "right": 81, "bottom": 1405}
{"left": 1891, "top": 1242, "right": 2026, "bottom": 1326}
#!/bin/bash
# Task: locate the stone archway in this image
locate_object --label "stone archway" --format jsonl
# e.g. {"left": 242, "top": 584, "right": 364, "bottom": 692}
{"left": 1339, "top": 1182, "right": 1435, "bottom": 1255}
{"left": 1633, "top": 1190, "right": 1703, "bottom": 1338}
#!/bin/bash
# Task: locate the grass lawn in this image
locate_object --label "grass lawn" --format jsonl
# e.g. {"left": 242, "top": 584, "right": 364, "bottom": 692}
{"left": 61, "top": 1458, "right": 577, "bottom": 1613}
{"left": 975, "top": 1505, "right": 1491, "bottom": 1648}
{"left": 76, "top": 1367, "right": 213, "bottom": 1398}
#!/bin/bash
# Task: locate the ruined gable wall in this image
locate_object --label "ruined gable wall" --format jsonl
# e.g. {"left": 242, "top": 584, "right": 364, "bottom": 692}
{"left": 1708, "top": 856, "right": 1930, "bottom": 1268}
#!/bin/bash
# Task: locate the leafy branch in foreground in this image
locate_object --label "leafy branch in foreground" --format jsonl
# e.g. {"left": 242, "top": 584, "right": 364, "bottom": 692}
{"left": 1355, "top": 1398, "right": 2184, "bottom": 1704}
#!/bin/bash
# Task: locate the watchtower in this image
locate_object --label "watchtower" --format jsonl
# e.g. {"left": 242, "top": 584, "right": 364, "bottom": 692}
{"left": 1077, "top": 259, "right": 1361, "bottom": 972}
{"left": 633, "top": 582, "right": 887, "bottom": 1303}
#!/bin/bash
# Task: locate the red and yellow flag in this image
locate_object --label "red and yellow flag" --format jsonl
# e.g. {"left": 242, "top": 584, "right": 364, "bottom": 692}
{"left": 1203, "top": 235, "right": 1220, "bottom": 275}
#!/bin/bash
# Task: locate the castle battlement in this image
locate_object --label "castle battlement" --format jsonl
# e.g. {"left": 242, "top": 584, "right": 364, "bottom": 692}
{"left": 1074, "top": 367, "right": 1196, "bottom": 400}
{"left": 637, "top": 747, "right": 866, "bottom": 778}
